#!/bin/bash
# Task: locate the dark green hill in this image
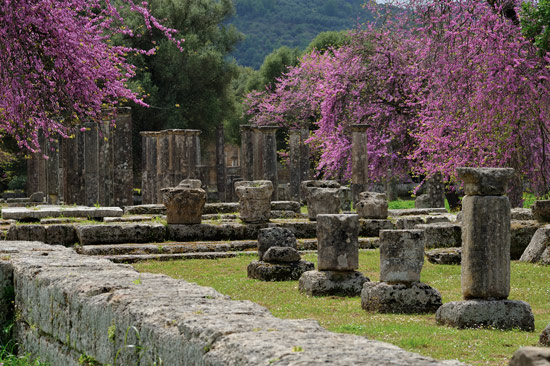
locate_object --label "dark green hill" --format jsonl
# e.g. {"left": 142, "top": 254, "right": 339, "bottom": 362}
{"left": 227, "top": 0, "right": 373, "bottom": 68}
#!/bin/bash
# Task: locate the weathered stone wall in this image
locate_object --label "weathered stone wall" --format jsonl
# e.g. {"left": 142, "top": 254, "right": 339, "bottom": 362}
{"left": 0, "top": 241, "right": 464, "bottom": 366}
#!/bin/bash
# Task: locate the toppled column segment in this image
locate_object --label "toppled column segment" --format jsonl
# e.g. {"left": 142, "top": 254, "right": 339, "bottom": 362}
{"left": 0, "top": 241, "right": 465, "bottom": 365}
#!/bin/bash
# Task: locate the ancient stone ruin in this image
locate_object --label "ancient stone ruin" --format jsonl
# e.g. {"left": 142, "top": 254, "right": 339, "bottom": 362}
{"left": 161, "top": 179, "right": 206, "bottom": 225}
{"left": 247, "top": 227, "right": 314, "bottom": 281}
{"left": 436, "top": 167, "right": 535, "bottom": 331}
{"left": 234, "top": 180, "right": 273, "bottom": 223}
{"left": 301, "top": 180, "right": 341, "bottom": 221}
{"left": 299, "top": 214, "right": 369, "bottom": 296}
{"left": 361, "top": 229, "right": 442, "bottom": 313}
{"left": 355, "top": 192, "right": 388, "bottom": 219}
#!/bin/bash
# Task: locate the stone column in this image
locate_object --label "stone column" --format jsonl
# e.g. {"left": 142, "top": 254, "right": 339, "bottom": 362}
{"left": 251, "top": 126, "right": 278, "bottom": 200}
{"left": 82, "top": 122, "right": 100, "bottom": 206}
{"left": 435, "top": 167, "right": 535, "bottom": 331}
{"left": 45, "top": 137, "right": 60, "bottom": 204}
{"left": 351, "top": 124, "right": 369, "bottom": 204}
{"left": 289, "top": 128, "right": 309, "bottom": 202}
{"left": 459, "top": 167, "right": 513, "bottom": 299}
{"left": 216, "top": 124, "right": 226, "bottom": 202}
{"left": 140, "top": 132, "right": 157, "bottom": 204}
{"left": 298, "top": 214, "right": 369, "bottom": 296}
{"left": 112, "top": 108, "right": 133, "bottom": 207}
{"left": 240, "top": 125, "right": 254, "bottom": 181}
{"left": 62, "top": 129, "right": 85, "bottom": 205}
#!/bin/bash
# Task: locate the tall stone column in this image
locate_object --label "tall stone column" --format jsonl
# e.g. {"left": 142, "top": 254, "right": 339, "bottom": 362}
{"left": 289, "top": 128, "right": 309, "bottom": 202}
{"left": 82, "top": 122, "right": 100, "bottom": 206}
{"left": 45, "top": 137, "right": 60, "bottom": 204}
{"left": 351, "top": 124, "right": 369, "bottom": 204}
{"left": 112, "top": 108, "right": 133, "bottom": 207}
{"left": 140, "top": 132, "right": 156, "bottom": 204}
{"left": 216, "top": 124, "right": 226, "bottom": 202}
{"left": 436, "top": 167, "right": 534, "bottom": 331}
{"left": 240, "top": 125, "right": 254, "bottom": 181}
{"left": 62, "top": 129, "right": 84, "bottom": 205}
{"left": 252, "top": 126, "right": 278, "bottom": 200}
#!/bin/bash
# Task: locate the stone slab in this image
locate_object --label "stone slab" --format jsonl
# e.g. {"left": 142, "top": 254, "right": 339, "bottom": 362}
{"left": 533, "top": 200, "right": 550, "bottom": 223}
{"left": 389, "top": 208, "right": 448, "bottom": 217}
{"left": 2, "top": 206, "right": 123, "bottom": 220}
{"left": 512, "top": 208, "right": 534, "bottom": 221}
{"left": 435, "top": 300, "right": 535, "bottom": 331}
{"left": 520, "top": 226, "right": 550, "bottom": 264}
{"left": 247, "top": 260, "right": 314, "bottom": 281}
{"left": 415, "top": 222, "right": 462, "bottom": 249}
{"left": 509, "top": 347, "right": 550, "bottom": 366}
{"left": 511, "top": 221, "right": 541, "bottom": 260}
{"left": 75, "top": 223, "right": 166, "bottom": 245}
{"left": 361, "top": 282, "right": 442, "bottom": 314}
{"left": 298, "top": 270, "right": 369, "bottom": 297}
{"left": 425, "top": 248, "right": 462, "bottom": 265}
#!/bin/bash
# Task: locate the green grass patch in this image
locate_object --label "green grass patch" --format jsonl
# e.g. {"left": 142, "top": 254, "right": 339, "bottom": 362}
{"left": 134, "top": 251, "right": 549, "bottom": 365}
{"left": 388, "top": 199, "right": 416, "bottom": 210}
{"left": 0, "top": 343, "right": 48, "bottom": 366}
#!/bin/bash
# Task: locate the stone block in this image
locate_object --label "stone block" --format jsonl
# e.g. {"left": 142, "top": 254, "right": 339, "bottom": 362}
{"left": 356, "top": 192, "right": 388, "bottom": 219}
{"left": 317, "top": 214, "right": 359, "bottom": 271}
{"left": 257, "top": 227, "right": 297, "bottom": 260}
{"left": 271, "top": 201, "right": 301, "bottom": 213}
{"left": 124, "top": 204, "right": 166, "bottom": 215}
{"left": 6, "top": 225, "right": 46, "bottom": 242}
{"left": 75, "top": 223, "right": 166, "bottom": 245}
{"left": 45, "top": 225, "right": 78, "bottom": 246}
{"left": 379, "top": 230, "right": 425, "bottom": 284}
{"left": 162, "top": 187, "right": 206, "bottom": 224}
{"left": 520, "top": 226, "right": 550, "bottom": 263}
{"left": 305, "top": 187, "right": 341, "bottom": 220}
{"left": 416, "top": 222, "right": 462, "bottom": 249}
{"left": 339, "top": 186, "right": 352, "bottom": 212}
{"left": 415, "top": 194, "right": 431, "bottom": 209}
{"left": 457, "top": 167, "right": 515, "bottom": 196}
{"left": 541, "top": 323, "right": 550, "bottom": 346}
{"left": 425, "top": 248, "right": 461, "bottom": 265}
{"left": 235, "top": 180, "right": 273, "bottom": 223}
{"left": 461, "top": 195, "right": 510, "bottom": 300}
{"left": 435, "top": 299, "right": 534, "bottom": 331}
{"left": 298, "top": 270, "right": 369, "bottom": 297}
{"left": 177, "top": 179, "right": 202, "bottom": 188}
{"left": 509, "top": 347, "right": 550, "bottom": 366}
{"left": 512, "top": 208, "right": 534, "bottom": 221}
{"left": 359, "top": 219, "right": 395, "bottom": 237}
{"left": 29, "top": 192, "right": 45, "bottom": 203}
{"left": 511, "top": 221, "right": 540, "bottom": 260}
{"left": 262, "top": 246, "right": 301, "bottom": 263}
{"left": 533, "top": 200, "right": 550, "bottom": 223}
{"left": 247, "top": 260, "right": 314, "bottom": 281}
{"left": 389, "top": 208, "right": 449, "bottom": 216}
{"left": 361, "top": 281, "right": 442, "bottom": 314}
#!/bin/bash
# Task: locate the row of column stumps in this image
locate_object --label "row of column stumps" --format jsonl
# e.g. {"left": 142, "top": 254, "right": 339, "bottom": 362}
{"left": 140, "top": 129, "right": 201, "bottom": 204}
{"left": 26, "top": 108, "right": 133, "bottom": 207}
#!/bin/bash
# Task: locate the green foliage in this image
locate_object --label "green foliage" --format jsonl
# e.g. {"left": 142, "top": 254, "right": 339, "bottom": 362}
{"left": 229, "top": 0, "right": 373, "bottom": 69}
{"left": 135, "top": 252, "right": 550, "bottom": 365}
{"left": 0, "top": 345, "right": 48, "bottom": 366}
{"left": 521, "top": 0, "right": 550, "bottom": 53}
{"left": 304, "top": 30, "right": 351, "bottom": 54}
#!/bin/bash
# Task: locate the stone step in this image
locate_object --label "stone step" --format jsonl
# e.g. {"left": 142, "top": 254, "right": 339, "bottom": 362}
{"left": 77, "top": 237, "right": 380, "bottom": 256}
{"left": 103, "top": 251, "right": 244, "bottom": 263}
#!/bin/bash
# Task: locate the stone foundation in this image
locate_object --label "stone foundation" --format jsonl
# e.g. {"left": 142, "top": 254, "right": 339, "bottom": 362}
{"left": 247, "top": 260, "right": 314, "bottom": 281}
{"left": 435, "top": 299, "right": 535, "bottom": 331}
{"left": 0, "top": 241, "right": 465, "bottom": 365}
{"left": 298, "top": 270, "right": 369, "bottom": 297}
{"left": 361, "top": 282, "right": 442, "bottom": 314}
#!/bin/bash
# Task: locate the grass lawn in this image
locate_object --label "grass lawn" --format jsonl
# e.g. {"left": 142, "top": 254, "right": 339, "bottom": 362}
{"left": 134, "top": 251, "right": 550, "bottom": 366}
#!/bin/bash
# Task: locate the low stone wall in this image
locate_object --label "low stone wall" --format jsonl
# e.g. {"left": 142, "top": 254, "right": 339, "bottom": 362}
{"left": 0, "top": 241, "right": 465, "bottom": 366}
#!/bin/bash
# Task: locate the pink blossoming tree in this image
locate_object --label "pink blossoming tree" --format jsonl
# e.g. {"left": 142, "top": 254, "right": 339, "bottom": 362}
{"left": 246, "top": 0, "right": 550, "bottom": 197}
{"left": 0, "top": 0, "right": 182, "bottom": 152}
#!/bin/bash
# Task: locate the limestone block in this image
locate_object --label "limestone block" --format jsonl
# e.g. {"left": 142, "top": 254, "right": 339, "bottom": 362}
{"left": 512, "top": 208, "right": 534, "bottom": 221}
{"left": 262, "top": 246, "right": 301, "bottom": 263}
{"left": 361, "top": 281, "right": 442, "bottom": 314}
{"left": 45, "top": 225, "right": 78, "bottom": 246}
{"left": 124, "top": 204, "right": 166, "bottom": 215}
{"left": 247, "top": 260, "right": 314, "bottom": 281}
{"left": 461, "top": 195, "right": 511, "bottom": 300}
{"left": 541, "top": 323, "right": 550, "bottom": 346}
{"left": 509, "top": 347, "right": 550, "bottom": 366}
{"left": 435, "top": 299, "right": 534, "bottom": 331}
{"left": 533, "top": 200, "right": 550, "bottom": 223}
{"left": 302, "top": 180, "right": 341, "bottom": 220}
{"left": 356, "top": 192, "right": 388, "bottom": 219}
{"left": 339, "top": 186, "right": 352, "bottom": 212}
{"left": 416, "top": 222, "right": 462, "bottom": 249}
{"left": 425, "top": 248, "right": 462, "bottom": 265}
{"left": 235, "top": 180, "right": 273, "bottom": 223}
{"left": 271, "top": 201, "right": 301, "bottom": 213}
{"left": 257, "top": 227, "right": 297, "bottom": 260}
{"left": 298, "top": 270, "right": 369, "bottom": 296}
{"left": 29, "top": 192, "right": 45, "bottom": 203}
{"left": 379, "top": 230, "right": 425, "bottom": 284}
{"left": 456, "top": 167, "right": 515, "bottom": 196}
{"left": 359, "top": 218, "right": 395, "bottom": 237}
{"left": 520, "top": 226, "right": 550, "bottom": 263}
{"left": 177, "top": 179, "right": 202, "bottom": 189}
{"left": 162, "top": 187, "right": 206, "bottom": 225}
{"left": 389, "top": 208, "right": 449, "bottom": 217}
{"left": 75, "top": 223, "right": 166, "bottom": 245}
{"left": 6, "top": 225, "right": 46, "bottom": 242}
{"left": 511, "top": 221, "right": 541, "bottom": 260}
{"left": 415, "top": 194, "right": 431, "bottom": 209}
{"left": 317, "top": 214, "right": 359, "bottom": 271}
